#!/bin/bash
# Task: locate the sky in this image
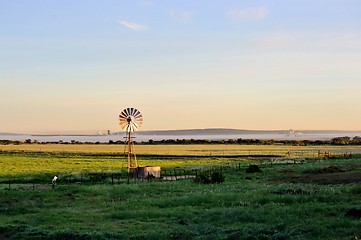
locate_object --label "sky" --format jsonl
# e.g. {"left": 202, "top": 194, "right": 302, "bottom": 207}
{"left": 1, "top": 0, "right": 361, "bottom": 133}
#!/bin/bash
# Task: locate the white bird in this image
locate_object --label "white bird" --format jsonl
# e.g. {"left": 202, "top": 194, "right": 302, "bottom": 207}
{"left": 52, "top": 176, "right": 58, "bottom": 187}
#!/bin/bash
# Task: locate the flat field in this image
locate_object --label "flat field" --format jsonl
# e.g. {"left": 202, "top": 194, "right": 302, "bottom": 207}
{"left": 1, "top": 144, "right": 361, "bottom": 239}
{"left": 2, "top": 143, "right": 361, "bottom": 156}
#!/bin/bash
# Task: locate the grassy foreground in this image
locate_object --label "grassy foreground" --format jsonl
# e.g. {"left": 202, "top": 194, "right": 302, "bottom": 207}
{"left": 1, "top": 145, "right": 361, "bottom": 239}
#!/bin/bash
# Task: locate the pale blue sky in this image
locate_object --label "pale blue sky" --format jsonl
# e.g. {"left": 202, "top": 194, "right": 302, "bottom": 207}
{"left": 1, "top": 0, "right": 360, "bottom": 133}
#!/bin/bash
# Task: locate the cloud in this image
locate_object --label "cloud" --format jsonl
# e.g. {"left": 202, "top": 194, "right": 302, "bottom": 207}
{"left": 169, "top": 9, "right": 195, "bottom": 23}
{"left": 119, "top": 20, "right": 146, "bottom": 31}
{"left": 228, "top": 7, "right": 268, "bottom": 21}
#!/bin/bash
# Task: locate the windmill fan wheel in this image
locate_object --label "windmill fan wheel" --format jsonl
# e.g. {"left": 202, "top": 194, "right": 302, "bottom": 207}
{"left": 118, "top": 107, "right": 143, "bottom": 132}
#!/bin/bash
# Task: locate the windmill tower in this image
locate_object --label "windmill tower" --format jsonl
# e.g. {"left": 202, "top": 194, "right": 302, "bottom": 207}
{"left": 118, "top": 108, "right": 143, "bottom": 173}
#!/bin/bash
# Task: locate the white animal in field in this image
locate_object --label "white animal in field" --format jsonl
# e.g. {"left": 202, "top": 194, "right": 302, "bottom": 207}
{"left": 52, "top": 176, "right": 58, "bottom": 186}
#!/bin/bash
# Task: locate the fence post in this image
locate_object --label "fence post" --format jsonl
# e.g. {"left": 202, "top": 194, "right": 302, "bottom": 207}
{"left": 174, "top": 169, "right": 177, "bottom": 181}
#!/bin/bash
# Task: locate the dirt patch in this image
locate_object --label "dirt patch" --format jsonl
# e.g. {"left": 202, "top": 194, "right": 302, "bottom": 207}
{"left": 272, "top": 188, "right": 314, "bottom": 195}
{"left": 271, "top": 164, "right": 361, "bottom": 184}
{"left": 163, "top": 175, "right": 195, "bottom": 181}
{"left": 246, "top": 165, "right": 262, "bottom": 173}
{"left": 303, "top": 165, "right": 344, "bottom": 174}
{"left": 0, "top": 234, "right": 9, "bottom": 240}
{"left": 345, "top": 208, "right": 361, "bottom": 218}
{"left": 18, "top": 185, "right": 52, "bottom": 190}
{"left": 279, "top": 168, "right": 296, "bottom": 174}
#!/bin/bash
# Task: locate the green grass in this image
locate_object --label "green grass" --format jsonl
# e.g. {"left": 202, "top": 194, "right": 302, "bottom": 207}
{"left": 0, "top": 151, "right": 251, "bottom": 179}
{"left": 1, "top": 145, "right": 361, "bottom": 239}
{"left": 1, "top": 170, "right": 361, "bottom": 239}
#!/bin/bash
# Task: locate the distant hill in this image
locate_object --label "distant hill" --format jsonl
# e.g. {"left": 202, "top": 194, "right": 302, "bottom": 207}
{"left": 1, "top": 128, "right": 361, "bottom": 137}
{"left": 137, "top": 128, "right": 361, "bottom": 136}
{"left": 137, "top": 128, "right": 288, "bottom": 136}
{"left": 0, "top": 132, "right": 23, "bottom": 135}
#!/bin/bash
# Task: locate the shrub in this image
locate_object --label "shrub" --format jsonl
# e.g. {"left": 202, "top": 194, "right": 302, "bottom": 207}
{"left": 350, "top": 185, "right": 361, "bottom": 195}
{"left": 246, "top": 165, "right": 262, "bottom": 173}
{"left": 194, "top": 171, "right": 225, "bottom": 184}
{"left": 194, "top": 172, "right": 211, "bottom": 184}
{"left": 210, "top": 171, "right": 225, "bottom": 183}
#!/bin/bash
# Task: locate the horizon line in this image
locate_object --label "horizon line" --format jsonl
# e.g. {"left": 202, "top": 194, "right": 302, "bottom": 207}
{"left": 2, "top": 128, "right": 361, "bottom": 136}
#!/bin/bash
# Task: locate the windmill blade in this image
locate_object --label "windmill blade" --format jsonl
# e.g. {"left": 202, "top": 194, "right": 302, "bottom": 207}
{"left": 130, "top": 121, "right": 138, "bottom": 131}
{"left": 135, "top": 114, "right": 142, "bottom": 119}
{"left": 132, "top": 108, "right": 139, "bottom": 115}
{"left": 119, "top": 122, "right": 128, "bottom": 128}
{"left": 127, "top": 108, "right": 133, "bottom": 116}
{"left": 132, "top": 122, "right": 139, "bottom": 129}
{"left": 135, "top": 116, "right": 143, "bottom": 121}
{"left": 119, "top": 117, "right": 126, "bottom": 123}
{"left": 130, "top": 107, "right": 136, "bottom": 116}
{"left": 120, "top": 123, "right": 128, "bottom": 130}
{"left": 135, "top": 118, "right": 142, "bottom": 125}
{"left": 119, "top": 116, "right": 127, "bottom": 122}
{"left": 119, "top": 111, "right": 128, "bottom": 119}
{"left": 127, "top": 108, "right": 132, "bottom": 116}
{"left": 133, "top": 109, "right": 141, "bottom": 118}
{"left": 135, "top": 119, "right": 143, "bottom": 125}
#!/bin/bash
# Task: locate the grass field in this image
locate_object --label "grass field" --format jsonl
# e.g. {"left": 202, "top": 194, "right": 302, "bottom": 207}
{"left": 1, "top": 144, "right": 361, "bottom": 239}
{"left": 2, "top": 143, "right": 361, "bottom": 156}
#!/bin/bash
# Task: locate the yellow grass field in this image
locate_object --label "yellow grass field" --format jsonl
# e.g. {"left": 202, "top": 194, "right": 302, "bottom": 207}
{"left": 1, "top": 143, "right": 361, "bottom": 157}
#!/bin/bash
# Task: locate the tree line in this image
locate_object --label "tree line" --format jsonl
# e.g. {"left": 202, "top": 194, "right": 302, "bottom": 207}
{"left": 1, "top": 137, "right": 361, "bottom": 146}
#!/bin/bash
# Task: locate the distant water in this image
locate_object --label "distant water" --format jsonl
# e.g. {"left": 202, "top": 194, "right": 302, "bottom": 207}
{"left": 1, "top": 132, "right": 361, "bottom": 143}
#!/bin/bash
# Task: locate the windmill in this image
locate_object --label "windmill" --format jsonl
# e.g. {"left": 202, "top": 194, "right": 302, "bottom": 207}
{"left": 118, "top": 107, "right": 143, "bottom": 173}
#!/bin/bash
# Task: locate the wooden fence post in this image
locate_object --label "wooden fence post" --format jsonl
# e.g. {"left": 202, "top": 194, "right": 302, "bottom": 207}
{"left": 174, "top": 169, "right": 177, "bottom": 181}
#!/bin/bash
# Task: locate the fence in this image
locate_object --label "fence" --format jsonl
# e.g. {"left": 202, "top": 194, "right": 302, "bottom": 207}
{"left": 2, "top": 153, "right": 358, "bottom": 190}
